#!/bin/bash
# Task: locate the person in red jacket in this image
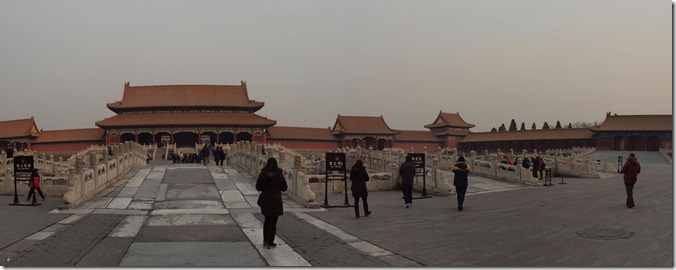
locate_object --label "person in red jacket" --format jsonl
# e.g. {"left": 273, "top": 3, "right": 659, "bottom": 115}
{"left": 620, "top": 153, "right": 641, "bottom": 208}
{"left": 27, "top": 169, "right": 45, "bottom": 202}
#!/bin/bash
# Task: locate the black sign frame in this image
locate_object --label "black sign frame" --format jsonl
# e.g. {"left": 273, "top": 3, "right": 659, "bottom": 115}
{"left": 323, "top": 152, "right": 351, "bottom": 208}
{"left": 407, "top": 153, "right": 431, "bottom": 198}
{"left": 14, "top": 156, "right": 34, "bottom": 173}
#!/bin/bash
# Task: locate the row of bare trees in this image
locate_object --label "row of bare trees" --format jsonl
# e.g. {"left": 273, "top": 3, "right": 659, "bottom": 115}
{"left": 490, "top": 120, "right": 601, "bottom": 132}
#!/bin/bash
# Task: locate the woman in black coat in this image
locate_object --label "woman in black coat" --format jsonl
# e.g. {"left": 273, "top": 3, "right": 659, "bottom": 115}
{"left": 350, "top": 160, "right": 371, "bottom": 218}
{"left": 256, "top": 157, "right": 288, "bottom": 249}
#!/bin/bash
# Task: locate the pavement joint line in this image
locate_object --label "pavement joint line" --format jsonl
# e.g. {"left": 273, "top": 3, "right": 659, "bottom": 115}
{"left": 293, "top": 212, "right": 359, "bottom": 242}
{"left": 149, "top": 209, "right": 230, "bottom": 215}
{"left": 292, "top": 211, "right": 398, "bottom": 259}
{"left": 233, "top": 213, "right": 311, "bottom": 266}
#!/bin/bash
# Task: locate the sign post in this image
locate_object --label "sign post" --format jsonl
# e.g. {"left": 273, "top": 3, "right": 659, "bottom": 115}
{"left": 10, "top": 156, "right": 38, "bottom": 206}
{"left": 410, "top": 153, "right": 432, "bottom": 199}
{"left": 323, "top": 153, "right": 351, "bottom": 208}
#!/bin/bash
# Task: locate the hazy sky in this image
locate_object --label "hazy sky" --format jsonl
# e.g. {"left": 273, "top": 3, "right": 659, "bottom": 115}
{"left": 0, "top": 0, "right": 671, "bottom": 132}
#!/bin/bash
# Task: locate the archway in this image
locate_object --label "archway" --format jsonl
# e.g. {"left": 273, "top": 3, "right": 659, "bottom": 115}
{"left": 377, "top": 138, "right": 387, "bottom": 150}
{"left": 201, "top": 132, "right": 217, "bottom": 146}
{"left": 236, "top": 132, "right": 252, "bottom": 142}
{"left": 138, "top": 133, "right": 153, "bottom": 145}
{"left": 174, "top": 132, "right": 198, "bottom": 147}
{"left": 120, "top": 133, "right": 136, "bottom": 143}
{"left": 614, "top": 136, "right": 626, "bottom": 151}
{"left": 219, "top": 132, "right": 235, "bottom": 144}
{"left": 155, "top": 132, "right": 171, "bottom": 146}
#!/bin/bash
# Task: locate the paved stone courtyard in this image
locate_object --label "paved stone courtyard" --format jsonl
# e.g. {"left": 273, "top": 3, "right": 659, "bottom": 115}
{"left": 0, "top": 156, "right": 672, "bottom": 267}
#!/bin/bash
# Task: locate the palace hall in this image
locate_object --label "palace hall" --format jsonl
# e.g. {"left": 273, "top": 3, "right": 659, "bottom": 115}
{"left": 0, "top": 82, "right": 672, "bottom": 155}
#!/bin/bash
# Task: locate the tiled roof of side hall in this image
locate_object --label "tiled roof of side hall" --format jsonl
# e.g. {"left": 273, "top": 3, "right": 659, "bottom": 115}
{"left": 461, "top": 128, "right": 594, "bottom": 143}
{"left": 32, "top": 128, "right": 105, "bottom": 143}
{"left": 394, "top": 130, "right": 441, "bottom": 142}
{"left": 95, "top": 112, "right": 276, "bottom": 128}
{"left": 267, "top": 126, "right": 340, "bottom": 141}
{"left": 425, "top": 111, "right": 475, "bottom": 129}
{"left": 106, "top": 83, "right": 264, "bottom": 111}
{"left": 0, "top": 118, "right": 39, "bottom": 139}
{"left": 591, "top": 114, "right": 672, "bottom": 132}
{"left": 332, "top": 115, "right": 399, "bottom": 135}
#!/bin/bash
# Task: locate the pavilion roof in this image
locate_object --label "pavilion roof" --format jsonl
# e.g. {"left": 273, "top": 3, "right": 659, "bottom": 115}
{"left": 95, "top": 112, "right": 276, "bottom": 128}
{"left": 425, "top": 111, "right": 475, "bottom": 129}
{"left": 331, "top": 115, "right": 399, "bottom": 135}
{"left": 461, "top": 128, "right": 594, "bottom": 143}
{"left": 591, "top": 113, "right": 672, "bottom": 132}
{"left": 0, "top": 118, "right": 40, "bottom": 140}
{"left": 33, "top": 128, "right": 105, "bottom": 143}
{"left": 394, "top": 130, "right": 441, "bottom": 142}
{"left": 267, "top": 126, "right": 339, "bottom": 141}
{"left": 106, "top": 82, "right": 264, "bottom": 112}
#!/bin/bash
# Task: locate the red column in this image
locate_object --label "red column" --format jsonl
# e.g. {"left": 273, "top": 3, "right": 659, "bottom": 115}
{"left": 198, "top": 132, "right": 202, "bottom": 144}
{"left": 216, "top": 132, "right": 221, "bottom": 144}
{"left": 106, "top": 133, "right": 110, "bottom": 145}
{"left": 152, "top": 133, "right": 156, "bottom": 145}
{"left": 27, "top": 141, "right": 31, "bottom": 151}
{"left": 171, "top": 133, "right": 175, "bottom": 145}
{"left": 262, "top": 133, "right": 267, "bottom": 144}
{"left": 233, "top": 133, "right": 237, "bottom": 143}
{"left": 135, "top": 134, "right": 139, "bottom": 143}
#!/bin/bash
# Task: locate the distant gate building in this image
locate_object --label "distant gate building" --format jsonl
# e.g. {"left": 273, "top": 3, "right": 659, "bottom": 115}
{"left": 95, "top": 81, "right": 276, "bottom": 147}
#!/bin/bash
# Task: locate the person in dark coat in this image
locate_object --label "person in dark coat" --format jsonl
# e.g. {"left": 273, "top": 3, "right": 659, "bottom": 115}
{"left": 201, "top": 145, "right": 211, "bottom": 166}
{"left": 451, "top": 156, "right": 471, "bottom": 211}
{"left": 256, "top": 157, "right": 288, "bottom": 249}
{"left": 399, "top": 155, "right": 416, "bottom": 208}
{"left": 531, "top": 157, "right": 539, "bottom": 178}
{"left": 350, "top": 160, "right": 371, "bottom": 218}
{"left": 214, "top": 147, "right": 222, "bottom": 166}
{"left": 27, "top": 169, "right": 45, "bottom": 202}
{"left": 620, "top": 153, "right": 641, "bottom": 208}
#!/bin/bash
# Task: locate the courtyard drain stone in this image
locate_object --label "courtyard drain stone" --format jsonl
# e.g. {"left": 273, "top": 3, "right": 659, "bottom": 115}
{"left": 578, "top": 228, "right": 633, "bottom": 240}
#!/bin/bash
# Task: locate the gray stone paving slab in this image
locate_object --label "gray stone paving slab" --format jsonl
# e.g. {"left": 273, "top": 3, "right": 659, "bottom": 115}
{"left": 165, "top": 184, "right": 220, "bottom": 200}
{"left": 135, "top": 225, "right": 248, "bottom": 242}
{"left": 106, "top": 197, "right": 132, "bottom": 209}
{"left": 91, "top": 209, "right": 148, "bottom": 215}
{"left": 127, "top": 200, "right": 153, "bottom": 210}
{"left": 221, "top": 189, "right": 246, "bottom": 201}
{"left": 0, "top": 196, "right": 69, "bottom": 250}
{"left": 4, "top": 214, "right": 125, "bottom": 267}
{"left": 85, "top": 197, "right": 113, "bottom": 208}
{"left": 146, "top": 171, "right": 165, "bottom": 179}
{"left": 215, "top": 178, "right": 237, "bottom": 190}
{"left": 75, "top": 237, "right": 134, "bottom": 267}
{"left": 119, "top": 242, "right": 266, "bottom": 267}
{"left": 235, "top": 182, "right": 259, "bottom": 195}
{"left": 125, "top": 176, "right": 146, "bottom": 188}
{"left": 163, "top": 167, "right": 213, "bottom": 184}
{"left": 2, "top": 239, "right": 38, "bottom": 253}
{"left": 150, "top": 208, "right": 230, "bottom": 215}
{"left": 109, "top": 216, "right": 148, "bottom": 238}
{"left": 146, "top": 214, "right": 234, "bottom": 226}
{"left": 133, "top": 184, "right": 160, "bottom": 200}
{"left": 57, "top": 214, "right": 85, "bottom": 224}
{"left": 25, "top": 231, "right": 54, "bottom": 240}
{"left": 42, "top": 224, "right": 71, "bottom": 232}
{"left": 50, "top": 208, "right": 94, "bottom": 215}
{"left": 257, "top": 213, "right": 386, "bottom": 267}
{"left": 244, "top": 194, "right": 260, "bottom": 208}
{"left": 154, "top": 200, "right": 225, "bottom": 209}
{"left": 156, "top": 183, "right": 168, "bottom": 201}
{"left": 117, "top": 187, "right": 138, "bottom": 198}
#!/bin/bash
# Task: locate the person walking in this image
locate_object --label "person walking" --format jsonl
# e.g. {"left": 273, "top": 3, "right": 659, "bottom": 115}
{"left": 201, "top": 144, "right": 211, "bottom": 166}
{"left": 256, "top": 158, "right": 288, "bottom": 249}
{"left": 399, "top": 155, "right": 416, "bottom": 208}
{"left": 531, "top": 156, "right": 539, "bottom": 179}
{"left": 451, "top": 156, "right": 471, "bottom": 211}
{"left": 350, "top": 160, "right": 371, "bottom": 219}
{"left": 538, "top": 156, "right": 546, "bottom": 180}
{"left": 27, "top": 169, "right": 45, "bottom": 202}
{"left": 214, "top": 146, "right": 222, "bottom": 166}
{"left": 620, "top": 153, "right": 641, "bottom": 208}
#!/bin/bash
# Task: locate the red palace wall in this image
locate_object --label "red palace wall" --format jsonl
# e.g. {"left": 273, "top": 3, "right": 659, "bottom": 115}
{"left": 267, "top": 141, "right": 341, "bottom": 150}
{"left": 32, "top": 142, "right": 101, "bottom": 153}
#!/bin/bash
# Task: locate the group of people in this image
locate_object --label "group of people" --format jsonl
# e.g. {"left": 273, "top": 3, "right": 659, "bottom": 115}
{"left": 255, "top": 152, "right": 643, "bottom": 250}
{"left": 171, "top": 153, "right": 203, "bottom": 164}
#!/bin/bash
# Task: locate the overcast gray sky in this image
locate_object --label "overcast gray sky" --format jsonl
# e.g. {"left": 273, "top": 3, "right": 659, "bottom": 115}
{"left": 0, "top": 0, "right": 671, "bottom": 132}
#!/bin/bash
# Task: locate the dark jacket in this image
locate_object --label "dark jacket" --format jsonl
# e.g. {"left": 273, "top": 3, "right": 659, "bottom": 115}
{"left": 350, "top": 167, "right": 370, "bottom": 197}
{"left": 522, "top": 158, "right": 531, "bottom": 169}
{"left": 451, "top": 161, "right": 471, "bottom": 186}
{"left": 256, "top": 168, "right": 288, "bottom": 216}
{"left": 399, "top": 161, "right": 416, "bottom": 185}
{"left": 201, "top": 146, "right": 210, "bottom": 157}
{"left": 621, "top": 157, "right": 641, "bottom": 185}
